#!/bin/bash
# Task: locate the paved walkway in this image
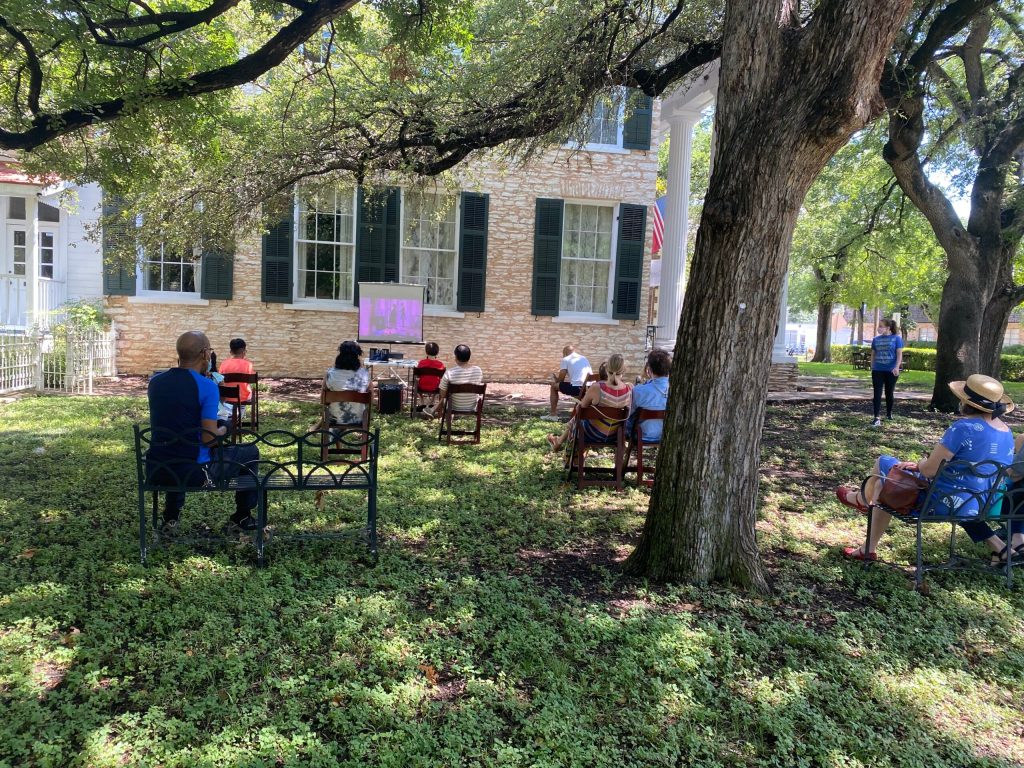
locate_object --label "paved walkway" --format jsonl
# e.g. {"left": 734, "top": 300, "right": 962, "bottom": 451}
{"left": 82, "top": 373, "right": 933, "bottom": 410}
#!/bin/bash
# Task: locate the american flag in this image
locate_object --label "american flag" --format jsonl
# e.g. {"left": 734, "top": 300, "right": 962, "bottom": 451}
{"left": 652, "top": 196, "right": 666, "bottom": 255}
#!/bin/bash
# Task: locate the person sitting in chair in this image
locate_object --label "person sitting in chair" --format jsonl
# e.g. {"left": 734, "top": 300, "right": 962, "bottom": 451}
{"left": 413, "top": 341, "right": 446, "bottom": 412}
{"left": 546, "top": 354, "right": 632, "bottom": 452}
{"left": 325, "top": 340, "right": 370, "bottom": 429}
{"left": 147, "top": 331, "right": 260, "bottom": 535}
{"left": 627, "top": 349, "right": 671, "bottom": 443}
{"left": 429, "top": 344, "right": 482, "bottom": 418}
{"left": 543, "top": 345, "right": 593, "bottom": 422}
{"left": 836, "top": 374, "right": 1022, "bottom": 564}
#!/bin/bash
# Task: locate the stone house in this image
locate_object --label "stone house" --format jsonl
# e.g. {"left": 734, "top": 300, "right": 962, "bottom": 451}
{"left": 104, "top": 94, "right": 662, "bottom": 381}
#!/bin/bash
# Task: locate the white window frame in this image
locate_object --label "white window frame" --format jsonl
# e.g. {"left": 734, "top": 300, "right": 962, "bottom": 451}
{"left": 37, "top": 227, "right": 58, "bottom": 280}
{"left": 399, "top": 189, "right": 460, "bottom": 310}
{"left": 292, "top": 187, "right": 358, "bottom": 309}
{"left": 557, "top": 199, "right": 619, "bottom": 320}
{"left": 135, "top": 243, "right": 201, "bottom": 298}
{"left": 561, "top": 89, "right": 631, "bottom": 154}
{"left": 3, "top": 223, "right": 27, "bottom": 277}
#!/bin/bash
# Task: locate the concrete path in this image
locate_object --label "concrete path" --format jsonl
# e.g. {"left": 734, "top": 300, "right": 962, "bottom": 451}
{"left": 79, "top": 373, "right": 934, "bottom": 410}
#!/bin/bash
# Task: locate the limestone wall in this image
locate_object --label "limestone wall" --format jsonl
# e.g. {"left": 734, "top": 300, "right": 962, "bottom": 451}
{"left": 107, "top": 133, "right": 662, "bottom": 382}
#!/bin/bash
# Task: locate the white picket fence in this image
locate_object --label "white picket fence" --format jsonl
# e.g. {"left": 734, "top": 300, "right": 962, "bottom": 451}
{"left": 0, "top": 328, "right": 117, "bottom": 395}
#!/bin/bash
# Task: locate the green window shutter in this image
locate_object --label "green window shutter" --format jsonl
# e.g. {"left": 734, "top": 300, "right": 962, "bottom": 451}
{"left": 532, "top": 198, "right": 563, "bottom": 316}
{"left": 101, "top": 194, "right": 136, "bottom": 296}
{"left": 354, "top": 187, "right": 400, "bottom": 305}
{"left": 621, "top": 92, "right": 654, "bottom": 151}
{"left": 612, "top": 203, "right": 647, "bottom": 320}
{"left": 200, "top": 249, "right": 234, "bottom": 300}
{"left": 457, "top": 192, "right": 488, "bottom": 312}
{"left": 261, "top": 218, "right": 293, "bottom": 303}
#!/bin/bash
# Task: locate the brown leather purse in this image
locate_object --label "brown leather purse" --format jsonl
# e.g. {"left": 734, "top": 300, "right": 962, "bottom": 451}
{"left": 877, "top": 466, "right": 929, "bottom": 514}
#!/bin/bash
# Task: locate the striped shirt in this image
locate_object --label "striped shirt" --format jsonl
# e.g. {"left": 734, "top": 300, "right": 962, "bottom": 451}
{"left": 439, "top": 365, "right": 483, "bottom": 411}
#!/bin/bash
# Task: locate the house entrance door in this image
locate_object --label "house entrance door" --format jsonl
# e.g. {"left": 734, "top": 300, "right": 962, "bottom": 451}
{"left": 1, "top": 224, "right": 28, "bottom": 327}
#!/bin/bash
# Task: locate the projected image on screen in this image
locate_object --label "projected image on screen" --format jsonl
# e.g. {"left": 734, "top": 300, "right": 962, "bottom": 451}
{"left": 357, "top": 283, "right": 425, "bottom": 344}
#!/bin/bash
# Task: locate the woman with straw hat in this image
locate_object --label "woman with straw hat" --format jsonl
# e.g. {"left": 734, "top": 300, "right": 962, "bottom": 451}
{"left": 836, "top": 374, "right": 1023, "bottom": 564}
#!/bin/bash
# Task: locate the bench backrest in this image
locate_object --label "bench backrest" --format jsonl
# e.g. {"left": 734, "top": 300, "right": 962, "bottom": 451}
{"left": 917, "top": 458, "right": 1009, "bottom": 518}
{"left": 134, "top": 424, "right": 379, "bottom": 491}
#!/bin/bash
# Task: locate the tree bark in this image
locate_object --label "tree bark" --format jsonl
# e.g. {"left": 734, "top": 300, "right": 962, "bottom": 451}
{"left": 812, "top": 299, "right": 834, "bottom": 362}
{"left": 623, "top": 0, "right": 914, "bottom": 587}
{"left": 979, "top": 245, "right": 1024, "bottom": 376}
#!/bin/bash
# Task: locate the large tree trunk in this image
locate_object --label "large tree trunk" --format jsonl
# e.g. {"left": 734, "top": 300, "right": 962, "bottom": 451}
{"left": 624, "top": 0, "right": 913, "bottom": 586}
{"left": 979, "top": 246, "right": 1024, "bottom": 377}
{"left": 881, "top": 13, "right": 1024, "bottom": 412}
{"left": 811, "top": 299, "right": 834, "bottom": 362}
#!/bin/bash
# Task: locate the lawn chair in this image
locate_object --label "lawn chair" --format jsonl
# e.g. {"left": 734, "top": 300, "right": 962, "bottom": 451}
{"left": 222, "top": 371, "right": 260, "bottom": 432}
{"left": 566, "top": 406, "right": 629, "bottom": 490}
{"left": 437, "top": 383, "right": 487, "bottom": 445}
{"left": 627, "top": 408, "right": 665, "bottom": 488}
{"left": 321, "top": 388, "right": 373, "bottom": 464}
{"left": 409, "top": 364, "right": 446, "bottom": 417}
{"left": 217, "top": 383, "right": 243, "bottom": 444}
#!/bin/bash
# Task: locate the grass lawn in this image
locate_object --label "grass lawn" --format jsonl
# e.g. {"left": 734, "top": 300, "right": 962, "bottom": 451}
{"left": 1, "top": 395, "right": 1023, "bottom": 767}
{"left": 798, "top": 361, "right": 1024, "bottom": 400}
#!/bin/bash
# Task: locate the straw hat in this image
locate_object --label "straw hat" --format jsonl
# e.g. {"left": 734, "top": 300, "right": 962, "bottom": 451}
{"left": 949, "top": 374, "right": 1015, "bottom": 415}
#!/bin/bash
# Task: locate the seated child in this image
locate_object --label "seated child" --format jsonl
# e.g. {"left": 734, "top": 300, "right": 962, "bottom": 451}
{"left": 218, "top": 338, "right": 255, "bottom": 420}
{"left": 414, "top": 341, "right": 446, "bottom": 411}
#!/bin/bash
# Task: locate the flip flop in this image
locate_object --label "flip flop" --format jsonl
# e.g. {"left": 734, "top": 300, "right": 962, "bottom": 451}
{"left": 842, "top": 546, "right": 877, "bottom": 562}
{"left": 836, "top": 486, "right": 868, "bottom": 513}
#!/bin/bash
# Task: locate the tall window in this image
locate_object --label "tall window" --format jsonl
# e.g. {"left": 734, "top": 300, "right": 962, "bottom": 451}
{"left": 560, "top": 203, "right": 614, "bottom": 314}
{"left": 402, "top": 192, "right": 457, "bottom": 307}
{"left": 39, "top": 232, "right": 54, "bottom": 278}
{"left": 297, "top": 188, "right": 356, "bottom": 301}
{"left": 11, "top": 230, "right": 26, "bottom": 275}
{"left": 143, "top": 246, "right": 195, "bottom": 293}
{"left": 588, "top": 96, "right": 621, "bottom": 146}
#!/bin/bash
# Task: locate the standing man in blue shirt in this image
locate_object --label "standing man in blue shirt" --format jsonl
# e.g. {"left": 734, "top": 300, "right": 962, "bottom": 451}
{"left": 870, "top": 318, "right": 904, "bottom": 427}
{"left": 628, "top": 349, "right": 671, "bottom": 441}
{"left": 147, "top": 330, "right": 260, "bottom": 534}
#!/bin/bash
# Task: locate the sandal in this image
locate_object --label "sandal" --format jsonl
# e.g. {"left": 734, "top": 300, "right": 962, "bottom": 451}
{"left": 991, "top": 543, "right": 1024, "bottom": 566}
{"left": 836, "top": 486, "right": 868, "bottom": 513}
{"left": 842, "top": 546, "right": 877, "bottom": 562}
{"left": 546, "top": 434, "right": 560, "bottom": 452}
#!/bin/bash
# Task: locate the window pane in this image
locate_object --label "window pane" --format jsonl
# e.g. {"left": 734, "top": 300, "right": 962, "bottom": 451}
{"left": 401, "top": 191, "right": 458, "bottom": 307}
{"left": 13, "top": 230, "right": 26, "bottom": 247}
{"left": 38, "top": 202, "right": 60, "bottom": 222}
{"left": 40, "top": 232, "right": 54, "bottom": 250}
{"left": 8, "top": 197, "right": 26, "bottom": 220}
{"left": 559, "top": 203, "right": 615, "bottom": 313}
{"left": 146, "top": 264, "right": 161, "bottom": 291}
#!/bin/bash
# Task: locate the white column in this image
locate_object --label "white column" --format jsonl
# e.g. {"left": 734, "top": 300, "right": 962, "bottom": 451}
{"left": 772, "top": 271, "right": 791, "bottom": 363}
{"left": 655, "top": 112, "right": 699, "bottom": 351}
{"left": 26, "top": 194, "right": 39, "bottom": 330}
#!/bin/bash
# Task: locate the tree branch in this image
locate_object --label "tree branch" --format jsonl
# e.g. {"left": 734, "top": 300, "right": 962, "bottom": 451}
{"left": 0, "top": 14, "right": 43, "bottom": 115}
{"left": 0, "top": 0, "right": 361, "bottom": 151}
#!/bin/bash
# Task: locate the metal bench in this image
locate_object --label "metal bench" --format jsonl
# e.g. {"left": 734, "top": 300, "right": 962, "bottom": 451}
{"left": 859, "top": 459, "right": 1024, "bottom": 588}
{"left": 134, "top": 426, "right": 379, "bottom": 567}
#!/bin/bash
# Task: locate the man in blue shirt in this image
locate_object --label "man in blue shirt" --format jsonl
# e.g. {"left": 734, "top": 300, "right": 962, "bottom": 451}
{"left": 628, "top": 349, "right": 671, "bottom": 441}
{"left": 147, "top": 331, "right": 260, "bottom": 534}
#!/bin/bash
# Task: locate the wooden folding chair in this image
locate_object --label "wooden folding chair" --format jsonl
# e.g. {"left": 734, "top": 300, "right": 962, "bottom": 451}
{"left": 321, "top": 388, "right": 373, "bottom": 464}
{"left": 409, "top": 365, "right": 446, "bottom": 417}
{"left": 222, "top": 371, "right": 260, "bottom": 432}
{"left": 217, "top": 384, "right": 243, "bottom": 444}
{"left": 627, "top": 408, "right": 665, "bottom": 488}
{"left": 437, "top": 383, "right": 487, "bottom": 445}
{"left": 566, "top": 406, "right": 629, "bottom": 490}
